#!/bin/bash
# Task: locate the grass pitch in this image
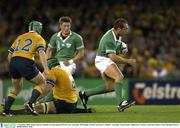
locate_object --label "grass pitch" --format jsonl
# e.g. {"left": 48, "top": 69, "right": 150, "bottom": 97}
{"left": 0, "top": 105, "right": 180, "bottom": 123}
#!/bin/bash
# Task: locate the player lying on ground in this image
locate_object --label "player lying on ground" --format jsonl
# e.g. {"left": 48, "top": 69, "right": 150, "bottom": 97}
{"left": 7, "top": 58, "right": 95, "bottom": 115}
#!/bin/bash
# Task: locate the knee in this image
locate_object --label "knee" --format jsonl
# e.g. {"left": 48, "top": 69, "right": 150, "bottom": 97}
{"left": 114, "top": 75, "right": 124, "bottom": 83}
{"left": 37, "top": 76, "right": 46, "bottom": 86}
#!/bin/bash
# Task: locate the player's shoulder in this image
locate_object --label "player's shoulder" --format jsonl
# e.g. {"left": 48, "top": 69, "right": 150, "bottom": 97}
{"left": 51, "top": 32, "right": 59, "bottom": 38}
{"left": 103, "top": 29, "right": 113, "bottom": 37}
{"left": 18, "top": 32, "right": 29, "bottom": 38}
{"left": 32, "top": 33, "right": 45, "bottom": 42}
{"left": 101, "top": 30, "right": 114, "bottom": 41}
{"left": 71, "top": 31, "right": 82, "bottom": 39}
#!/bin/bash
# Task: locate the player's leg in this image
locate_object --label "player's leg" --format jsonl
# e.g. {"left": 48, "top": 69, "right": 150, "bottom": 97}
{"left": 104, "top": 63, "right": 124, "bottom": 105}
{"left": 79, "top": 57, "right": 115, "bottom": 109}
{"left": 20, "top": 61, "right": 47, "bottom": 115}
{"left": 9, "top": 101, "right": 56, "bottom": 115}
{"left": 43, "top": 91, "right": 53, "bottom": 102}
{"left": 33, "top": 101, "right": 56, "bottom": 114}
{"left": 25, "top": 72, "right": 47, "bottom": 115}
{"left": 3, "top": 78, "right": 23, "bottom": 116}
{"left": 28, "top": 72, "right": 46, "bottom": 103}
{"left": 3, "top": 57, "right": 23, "bottom": 116}
{"left": 104, "top": 63, "right": 135, "bottom": 111}
{"left": 79, "top": 73, "right": 115, "bottom": 109}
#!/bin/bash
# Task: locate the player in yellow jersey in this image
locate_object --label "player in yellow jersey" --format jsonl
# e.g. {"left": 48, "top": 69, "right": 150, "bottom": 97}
{"left": 8, "top": 58, "right": 94, "bottom": 114}
{"left": 2, "top": 21, "right": 49, "bottom": 116}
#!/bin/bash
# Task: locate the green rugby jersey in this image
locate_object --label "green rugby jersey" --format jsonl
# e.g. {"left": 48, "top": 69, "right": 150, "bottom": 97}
{"left": 48, "top": 31, "right": 84, "bottom": 61}
{"left": 97, "top": 29, "right": 123, "bottom": 57}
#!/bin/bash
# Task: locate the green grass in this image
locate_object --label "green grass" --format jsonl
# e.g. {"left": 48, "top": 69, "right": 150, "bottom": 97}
{"left": 0, "top": 105, "right": 180, "bottom": 123}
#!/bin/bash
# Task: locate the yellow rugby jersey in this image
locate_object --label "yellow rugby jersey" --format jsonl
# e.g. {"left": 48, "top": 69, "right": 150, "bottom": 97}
{"left": 8, "top": 32, "right": 46, "bottom": 61}
{"left": 46, "top": 66, "right": 77, "bottom": 103}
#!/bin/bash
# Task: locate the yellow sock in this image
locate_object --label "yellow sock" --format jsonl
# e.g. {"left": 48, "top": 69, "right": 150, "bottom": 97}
{"left": 8, "top": 92, "right": 17, "bottom": 99}
{"left": 34, "top": 86, "right": 43, "bottom": 94}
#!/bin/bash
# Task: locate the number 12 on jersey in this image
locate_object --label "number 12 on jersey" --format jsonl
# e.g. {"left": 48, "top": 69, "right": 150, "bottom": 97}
{"left": 14, "top": 38, "right": 33, "bottom": 52}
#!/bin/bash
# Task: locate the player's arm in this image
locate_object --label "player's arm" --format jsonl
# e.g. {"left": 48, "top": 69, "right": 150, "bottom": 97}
{"left": 108, "top": 53, "right": 136, "bottom": 67}
{"left": 7, "top": 39, "right": 17, "bottom": 63}
{"left": 69, "top": 34, "right": 84, "bottom": 64}
{"left": 72, "top": 48, "right": 84, "bottom": 63}
{"left": 105, "top": 41, "right": 136, "bottom": 67}
{"left": 39, "top": 50, "right": 49, "bottom": 76}
{"left": 37, "top": 38, "right": 49, "bottom": 76}
{"left": 36, "top": 70, "right": 56, "bottom": 101}
{"left": 46, "top": 34, "right": 57, "bottom": 59}
{"left": 46, "top": 47, "right": 55, "bottom": 59}
{"left": 7, "top": 52, "right": 13, "bottom": 63}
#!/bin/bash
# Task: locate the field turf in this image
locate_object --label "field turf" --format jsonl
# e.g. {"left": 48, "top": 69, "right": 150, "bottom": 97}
{"left": 0, "top": 105, "right": 180, "bottom": 123}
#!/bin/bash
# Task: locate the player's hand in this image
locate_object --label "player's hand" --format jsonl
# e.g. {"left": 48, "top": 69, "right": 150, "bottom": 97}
{"left": 63, "top": 60, "right": 70, "bottom": 66}
{"left": 127, "top": 59, "right": 136, "bottom": 67}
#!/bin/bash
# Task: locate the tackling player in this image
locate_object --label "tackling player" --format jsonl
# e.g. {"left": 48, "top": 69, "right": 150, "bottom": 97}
{"left": 8, "top": 58, "right": 94, "bottom": 115}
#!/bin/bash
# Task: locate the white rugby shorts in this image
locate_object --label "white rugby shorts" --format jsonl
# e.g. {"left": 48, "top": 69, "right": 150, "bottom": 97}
{"left": 95, "top": 56, "right": 115, "bottom": 73}
{"left": 59, "top": 61, "right": 76, "bottom": 75}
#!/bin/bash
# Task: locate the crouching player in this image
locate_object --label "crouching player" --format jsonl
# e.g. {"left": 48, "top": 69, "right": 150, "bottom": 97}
{"left": 9, "top": 58, "right": 94, "bottom": 115}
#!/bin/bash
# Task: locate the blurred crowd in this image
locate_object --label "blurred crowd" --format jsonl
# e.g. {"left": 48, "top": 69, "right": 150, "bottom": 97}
{"left": 0, "top": 0, "right": 179, "bottom": 79}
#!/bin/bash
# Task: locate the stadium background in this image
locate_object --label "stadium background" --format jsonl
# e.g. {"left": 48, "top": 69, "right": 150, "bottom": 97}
{"left": 0, "top": 0, "right": 180, "bottom": 106}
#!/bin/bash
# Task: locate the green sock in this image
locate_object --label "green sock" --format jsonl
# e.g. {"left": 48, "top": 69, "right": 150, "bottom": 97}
{"left": 85, "top": 85, "right": 107, "bottom": 97}
{"left": 115, "top": 82, "right": 123, "bottom": 105}
{"left": 44, "top": 92, "right": 53, "bottom": 102}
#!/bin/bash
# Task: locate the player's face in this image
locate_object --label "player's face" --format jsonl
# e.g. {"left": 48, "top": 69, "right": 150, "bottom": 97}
{"left": 117, "top": 23, "right": 129, "bottom": 36}
{"left": 60, "top": 22, "right": 71, "bottom": 36}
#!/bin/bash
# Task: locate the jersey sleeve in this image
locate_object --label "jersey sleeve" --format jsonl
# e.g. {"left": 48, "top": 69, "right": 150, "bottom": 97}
{"left": 46, "top": 69, "right": 56, "bottom": 87}
{"left": 105, "top": 41, "right": 116, "bottom": 54}
{"left": 48, "top": 34, "right": 57, "bottom": 48}
{"left": 75, "top": 35, "right": 84, "bottom": 50}
{"left": 37, "top": 37, "right": 46, "bottom": 51}
{"left": 8, "top": 38, "right": 18, "bottom": 53}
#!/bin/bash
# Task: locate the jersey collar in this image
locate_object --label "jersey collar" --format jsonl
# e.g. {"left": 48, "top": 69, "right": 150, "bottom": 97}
{"left": 57, "top": 31, "right": 72, "bottom": 42}
{"left": 112, "top": 29, "right": 122, "bottom": 42}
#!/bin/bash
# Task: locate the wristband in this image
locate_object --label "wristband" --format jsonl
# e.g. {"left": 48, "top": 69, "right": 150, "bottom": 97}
{"left": 69, "top": 59, "right": 74, "bottom": 64}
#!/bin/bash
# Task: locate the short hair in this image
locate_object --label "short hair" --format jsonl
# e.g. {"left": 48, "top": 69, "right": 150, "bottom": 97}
{"left": 59, "top": 16, "right": 72, "bottom": 25}
{"left": 113, "top": 18, "right": 128, "bottom": 30}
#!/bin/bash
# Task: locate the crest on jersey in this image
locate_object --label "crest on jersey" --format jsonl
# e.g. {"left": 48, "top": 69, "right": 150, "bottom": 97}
{"left": 66, "top": 43, "right": 71, "bottom": 48}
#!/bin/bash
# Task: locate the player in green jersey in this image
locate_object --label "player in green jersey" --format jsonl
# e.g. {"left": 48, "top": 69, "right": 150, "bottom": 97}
{"left": 45, "top": 16, "right": 84, "bottom": 103}
{"left": 46, "top": 16, "right": 84, "bottom": 74}
{"left": 79, "top": 18, "right": 136, "bottom": 112}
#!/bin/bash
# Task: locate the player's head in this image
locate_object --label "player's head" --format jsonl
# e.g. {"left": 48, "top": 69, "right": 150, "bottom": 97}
{"left": 28, "top": 21, "right": 43, "bottom": 34}
{"left": 113, "top": 18, "right": 129, "bottom": 36}
{"left": 59, "top": 16, "right": 72, "bottom": 36}
{"left": 47, "top": 58, "right": 59, "bottom": 69}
